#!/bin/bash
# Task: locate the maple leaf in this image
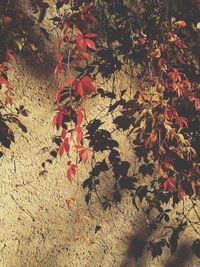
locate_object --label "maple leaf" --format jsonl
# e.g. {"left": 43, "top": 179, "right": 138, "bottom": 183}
{"left": 163, "top": 177, "right": 176, "bottom": 192}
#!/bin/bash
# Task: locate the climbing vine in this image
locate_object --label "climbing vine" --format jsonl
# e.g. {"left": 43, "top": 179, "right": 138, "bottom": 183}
{"left": 0, "top": 0, "right": 200, "bottom": 258}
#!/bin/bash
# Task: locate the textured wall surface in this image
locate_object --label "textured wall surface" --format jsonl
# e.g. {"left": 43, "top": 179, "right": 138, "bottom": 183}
{"left": 0, "top": 1, "right": 200, "bottom": 267}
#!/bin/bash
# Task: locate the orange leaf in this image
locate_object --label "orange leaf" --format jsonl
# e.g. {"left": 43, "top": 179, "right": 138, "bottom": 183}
{"left": 176, "top": 20, "right": 187, "bottom": 27}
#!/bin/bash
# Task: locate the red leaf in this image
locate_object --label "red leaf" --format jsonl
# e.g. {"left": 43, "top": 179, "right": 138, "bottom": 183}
{"left": 56, "top": 112, "right": 63, "bottom": 128}
{"left": 80, "top": 52, "right": 91, "bottom": 60}
{"left": 63, "top": 139, "right": 70, "bottom": 153}
{"left": 81, "top": 76, "right": 96, "bottom": 93}
{"left": 55, "top": 88, "right": 61, "bottom": 104}
{"left": 59, "top": 139, "right": 70, "bottom": 157}
{"left": 79, "top": 149, "right": 89, "bottom": 164}
{"left": 169, "top": 146, "right": 184, "bottom": 159}
{"left": 0, "top": 76, "right": 8, "bottom": 85}
{"left": 75, "top": 126, "right": 83, "bottom": 144}
{"left": 68, "top": 76, "right": 95, "bottom": 98}
{"left": 76, "top": 81, "right": 84, "bottom": 97}
{"left": 158, "top": 58, "right": 167, "bottom": 72}
{"left": 175, "top": 117, "right": 188, "bottom": 128}
{"left": 59, "top": 142, "right": 65, "bottom": 157}
{"left": 164, "top": 107, "right": 178, "bottom": 121}
{"left": 76, "top": 106, "right": 84, "bottom": 126}
{"left": 76, "top": 35, "right": 87, "bottom": 51}
{"left": 57, "top": 52, "right": 62, "bottom": 63}
{"left": 75, "top": 145, "right": 92, "bottom": 164}
{"left": 66, "top": 164, "right": 77, "bottom": 182}
{"left": 86, "top": 39, "right": 96, "bottom": 50}
{"left": 190, "top": 97, "right": 200, "bottom": 109}
{"left": 168, "top": 68, "right": 181, "bottom": 83}
{"left": 84, "top": 33, "right": 97, "bottom": 38}
{"left": 80, "top": 148, "right": 92, "bottom": 164}
{"left": 163, "top": 177, "right": 176, "bottom": 192}
{"left": 61, "top": 129, "right": 67, "bottom": 138}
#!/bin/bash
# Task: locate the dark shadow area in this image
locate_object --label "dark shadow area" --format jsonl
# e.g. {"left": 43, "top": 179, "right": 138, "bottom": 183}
{"left": 165, "top": 243, "right": 193, "bottom": 267}
{"left": 125, "top": 231, "right": 147, "bottom": 263}
{"left": 119, "top": 214, "right": 196, "bottom": 267}
{"left": 120, "top": 216, "right": 149, "bottom": 267}
{"left": 1, "top": 0, "right": 56, "bottom": 80}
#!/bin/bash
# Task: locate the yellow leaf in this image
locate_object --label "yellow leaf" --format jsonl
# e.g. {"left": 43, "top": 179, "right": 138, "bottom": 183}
{"left": 178, "top": 133, "right": 186, "bottom": 145}
{"left": 15, "top": 38, "right": 25, "bottom": 51}
{"left": 140, "top": 119, "right": 146, "bottom": 130}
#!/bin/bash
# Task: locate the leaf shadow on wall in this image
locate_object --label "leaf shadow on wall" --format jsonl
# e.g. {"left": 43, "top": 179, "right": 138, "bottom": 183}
{"left": 120, "top": 218, "right": 195, "bottom": 267}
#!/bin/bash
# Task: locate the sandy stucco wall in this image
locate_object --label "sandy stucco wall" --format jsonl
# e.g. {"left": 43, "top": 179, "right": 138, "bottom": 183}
{"left": 0, "top": 2, "right": 200, "bottom": 267}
